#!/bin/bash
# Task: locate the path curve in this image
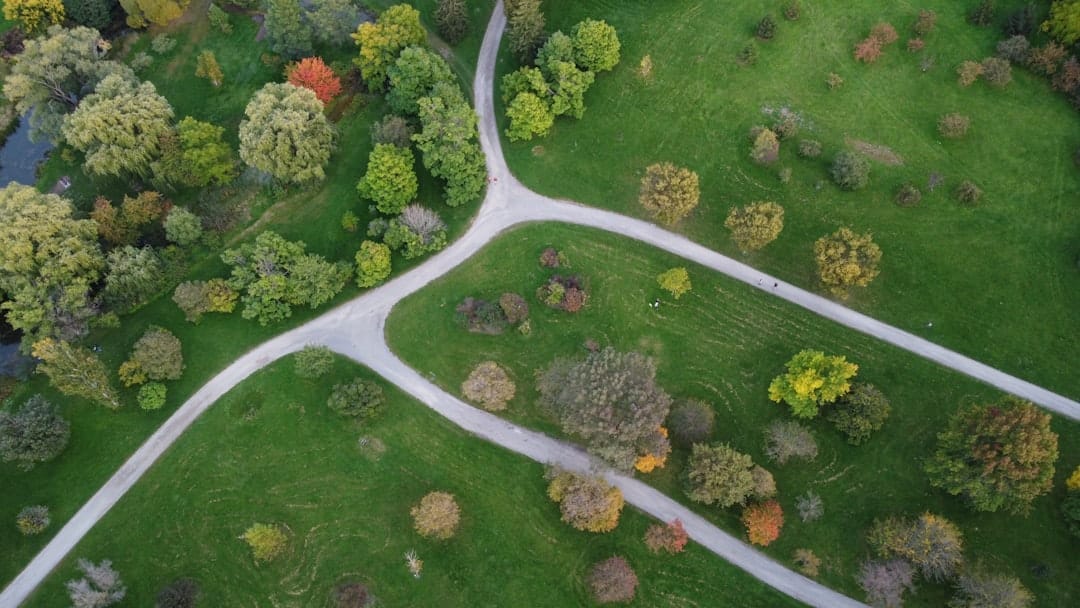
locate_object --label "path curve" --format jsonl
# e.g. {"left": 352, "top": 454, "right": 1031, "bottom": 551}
{"left": 3, "top": 2, "right": 1077, "bottom": 606}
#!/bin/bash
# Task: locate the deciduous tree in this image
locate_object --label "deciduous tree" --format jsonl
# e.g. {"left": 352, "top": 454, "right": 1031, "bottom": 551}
{"left": 656, "top": 267, "right": 691, "bottom": 299}
{"left": 546, "top": 469, "right": 625, "bottom": 532}
{"left": 505, "top": 0, "right": 544, "bottom": 62}
{"left": 742, "top": 500, "right": 784, "bottom": 546}
{"left": 241, "top": 523, "right": 287, "bottom": 561}
{"left": 505, "top": 91, "right": 554, "bottom": 141}
{"left": 951, "top": 569, "right": 1033, "bottom": 608}
{"left": 830, "top": 151, "right": 870, "bottom": 190}
{"left": 768, "top": 349, "right": 858, "bottom": 418}
{"left": 383, "top": 205, "right": 448, "bottom": 258}
{"left": 265, "top": 0, "right": 312, "bottom": 58}
{"left": 414, "top": 93, "right": 487, "bottom": 207}
{"left": 1044, "top": 0, "right": 1080, "bottom": 45}
{"left": 125, "top": 326, "right": 184, "bottom": 382}
{"left": 435, "top": 0, "right": 468, "bottom": 45}
{"left": 387, "top": 46, "right": 456, "bottom": 115}
{"left": 239, "top": 83, "right": 335, "bottom": 184}
{"left": 870, "top": 513, "right": 965, "bottom": 582}
{"left": 293, "top": 345, "right": 334, "bottom": 379}
{"left": 66, "top": 558, "right": 125, "bottom": 608}
{"left": 0, "top": 395, "right": 70, "bottom": 470}
{"left": 570, "top": 18, "right": 620, "bottom": 72}
{"left": 667, "top": 399, "right": 715, "bottom": 446}
{"left": 194, "top": 50, "right": 223, "bottom": 86}
{"left": 286, "top": 57, "right": 342, "bottom": 105}
{"left": 644, "top": 519, "right": 688, "bottom": 554}
{"left": 763, "top": 419, "right": 818, "bottom": 464}
{"left": 461, "top": 361, "right": 516, "bottom": 411}
{"left": 102, "top": 245, "right": 164, "bottom": 312}
{"left": 357, "top": 143, "right": 418, "bottom": 214}
{"left": 327, "top": 378, "right": 385, "bottom": 418}
{"left": 3, "top": 0, "right": 65, "bottom": 34}
{"left": 164, "top": 207, "right": 204, "bottom": 247}
{"left": 858, "top": 559, "right": 915, "bottom": 608}
{"left": 639, "top": 162, "right": 699, "bottom": 225}
{"left": 410, "top": 491, "right": 461, "bottom": 539}
{"left": 120, "top": 0, "right": 189, "bottom": 27}
{"left": 813, "top": 227, "right": 881, "bottom": 297}
{"left": 588, "top": 556, "right": 637, "bottom": 604}
{"left": 724, "top": 201, "right": 784, "bottom": 251}
{"left": 685, "top": 443, "right": 756, "bottom": 507}
{"left": 355, "top": 240, "right": 392, "bottom": 287}
{"left": 307, "top": 0, "right": 360, "bottom": 47}
{"left": 827, "top": 383, "right": 890, "bottom": 445}
{"left": 352, "top": 3, "right": 426, "bottom": 92}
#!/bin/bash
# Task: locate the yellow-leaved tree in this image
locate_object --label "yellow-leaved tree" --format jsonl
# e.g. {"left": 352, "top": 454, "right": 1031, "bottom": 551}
{"left": 2, "top": 0, "right": 64, "bottom": 33}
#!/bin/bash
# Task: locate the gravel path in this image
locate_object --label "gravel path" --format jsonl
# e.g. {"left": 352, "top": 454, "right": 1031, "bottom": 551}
{"left": 3, "top": 2, "right": 1076, "bottom": 606}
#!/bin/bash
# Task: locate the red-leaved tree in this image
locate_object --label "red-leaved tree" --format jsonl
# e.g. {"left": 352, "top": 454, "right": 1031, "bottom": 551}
{"left": 644, "top": 519, "right": 689, "bottom": 554}
{"left": 742, "top": 500, "right": 784, "bottom": 546}
{"left": 286, "top": 57, "right": 342, "bottom": 105}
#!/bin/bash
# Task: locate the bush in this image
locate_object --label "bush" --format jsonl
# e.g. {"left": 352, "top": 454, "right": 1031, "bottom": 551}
{"left": 826, "top": 72, "right": 844, "bottom": 89}
{"left": 294, "top": 345, "right": 335, "bottom": 379}
{"left": 957, "top": 60, "right": 983, "bottom": 86}
{"left": 907, "top": 38, "right": 925, "bottom": 52}
{"left": 1053, "top": 56, "right": 1080, "bottom": 93}
{"left": 783, "top": 2, "right": 801, "bottom": 21}
{"left": 667, "top": 399, "right": 715, "bottom": 446}
{"left": 461, "top": 361, "right": 516, "bottom": 411}
{"left": 355, "top": 240, "right": 392, "bottom": 288}
{"left": 796, "top": 491, "right": 824, "bottom": 522}
{"left": 827, "top": 383, "right": 890, "bottom": 444}
{"left": 657, "top": 267, "right": 692, "bottom": 299}
{"left": 997, "top": 35, "right": 1031, "bottom": 64}
{"left": 66, "top": 558, "right": 125, "bottom": 608}
{"left": 16, "top": 505, "right": 50, "bottom": 535}
{"left": 1005, "top": 4, "right": 1038, "bottom": 37}
{"left": 0, "top": 395, "right": 70, "bottom": 470}
{"left": 870, "top": 22, "right": 899, "bottom": 45}
{"left": 742, "top": 500, "right": 783, "bottom": 546}
{"left": 644, "top": 519, "right": 688, "bottom": 554}
{"left": 858, "top": 559, "right": 916, "bottom": 608}
{"left": 455, "top": 297, "right": 509, "bottom": 333}
{"left": 969, "top": 0, "right": 995, "bottom": 26}
{"left": 164, "top": 207, "right": 203, "bottom": 247}
{"left": 327, "top": 379, "right": 385, "bottom": 419}
{"left": 756, "top": 15, "right": 776, "bottom": 40}
{"left": 952, "top": 570, "right": 1034, "bottom": 608}
{"left": 749, "top": 128, "right": 780, "bottom": 165}
{"left": 242, "top": 523, "right": 287, "bottom": 561}
{"left": 736, "top": 43, "right": 758, "bottom": 66}
{"left": 411, "top": 491, "right": 461, "bottom": 540}
{"left": 498, "top": 293, "right": 529, "bottom": 324}
{"left": 830, "top": 151, "right": 870, "bottom": 190}
{"left": 639, "top": 162, "right": 700, "bottom": 224}
{"left": 913, "top": 9, "right": 937, "bottom": 36}
{"left": 155, "top": 578, "right": 200, "bottom": 608}
{"left": 536, "top": 276, "right": 587, "bottom": 313}
{"left": 151, "top": 34, "right": 177, "bottom": 54}
{"left": 751, "top": 465, "right": 776, "bottom": 499}
{"left": 332, "top": 582, "right": 371, "bottom": 608}
{"left": 1027, "top": 43, "right": 1067, "bottom": 76}
{"left": 793, "top": 548, "right": 821, "bottom": 577}
{"left": 894, "top": 182, "right": 922, "bottom": 207}
{"left": 854, "top": 37, "right": 882, "bottom": 63}
{"left": 138, "top": 382, "right": 167, "bottom": 411}
{"left": 685, "top": 443, "right": 756, "bottom": 507}
{"left": 546, "top": 469, "right": 625, "bottom": 532}
{"left": 954, "top": 180, "right": 983, "bottom": 205}
{"left": 588, "top": 556, "right": 638, "bottom": 604}
{"left": 538, "top": 247, "right": 566, "bottom": 268}
{"left": 797, "top": 139, "right": 822, "bottom": 158}
{"left": 763, "top": 420, "right": 818, "bottom": 464}
{"left": 981, "top": 56, "right": 1012, "bottom": 87}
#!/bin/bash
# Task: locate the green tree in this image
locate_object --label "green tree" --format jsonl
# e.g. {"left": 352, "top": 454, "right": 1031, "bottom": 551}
{"left": 164, "top": 207, "right": 204, "bottom": 247}
{"left": 1045, "top": 1, "right": 1080, "bottom": 44}
{"left": 327, "top": 378, "right": 385, "bottom": 418}
{"left": 537, "top": 348, "right": 672, "bottom": 470}
{"left": 352, "top": 3, "right": 426, "bottom": 92}
{"left": 830, "top": 151, "right": 870, "bottom": 190}
{"left": 814, "top": 227, "right": 882, "bottom": 298}
{"left": 355, "top": 240, "right": 392, "bottom": 288}
{"left": 768, "top": 349, "right": 858, "bottom": 418}
{"left": 536, "top": 31, "right": 574, "bottom": 75}
{"left": 265, "top": 0, "right": 312, "bottom": 59}
{"left": 126, "top": 326, "right": 184, "bottom": 382}
{"left": 293, "top": 345, "right": 335, "bottom": 379}
{"left": 137, "top": 382, "right": 167, "bottom": 410}
{"left": 926, "top": 398, "right": 1058, "bottom": 515}
{"left": 164, "top": 116, "right": 236, "bottom": 187}
{"left": 657, "top": 267, "right": 691, "bottom": 299}
{"left": 357, "top": 143, "right": 419, "bottom": 214}
{"left": 547, "top": 60, "right": 595, "bottom": 119}
{"left": 435, "top": 0, "right": 468, "bottom": 45}
{"left": 3, "top": 25, "right": 135, "bottom": 142}
{"left": 827, "top": 383, "right": 890, "bottom": 445}
{"left": 208, "top": 2, "right": 231, "bottom": 33}
{"left": 506, "top": 0, "right": 545, "bottom": 62}
{"left": 387, "top": 46, "right": 456, "bottom": 116}
{"left": 63, "top": 0, "right": 116, "bottom": 29}
{"left": 194, "top": 50, "right": 223, "bottom": 86}
{"left": 62, "top": 74, "right": 174, "bottom": 177}
{"left": 32, "top": 338, "right": 120, "bottom": 409}
{"left": 500, "top": 66, "right": 547, "bottom": 104}
{"left": 724, "top": 201, "right": 784, "bottom": 251}
{"left": 3, "top": 0, "right": 65, "bottom": 33}
{"left": 383, "top": 205, "right": 448, "bottom": 258}
{"left": 505, "top": 92, "right": 554, "bottom": 141}
{"left": 102, "top": 245, "right": 164, "bottom": 312}
{"left": 414, "top": 94, "right": 487, "bottom": 207}
{"left": 0, "top": 395, "right": 70, "bottom": 470}
{"left": 685, "top": 443, "right": 757, "bottom": 507}
{"left": 639, "top": 162, "right": 700, "bottom": 225}
{"left": 667, "top": 399, "right": 715, "bottom": 446}
{"left": 307, "top": 0, "right": 360, "bottom": 46}
{"left": 239, "top": 83, "right": 335, "bottom": 184}
{"left": 0, "top": 184, "right": 104, "bottom": 349}
{"left": 571, "top": 18, "right": 620, "bottom": 72}
{"left": 241, "top": 523, "right": 287, "bottom": 561}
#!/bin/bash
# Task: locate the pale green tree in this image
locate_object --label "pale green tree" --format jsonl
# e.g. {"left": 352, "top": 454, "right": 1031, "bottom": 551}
{"left": 102, "top": 245, "right": 164, "bottom": 312}
{"left": 239, "top": 83, "right": 335, "bottom": 184}
{"left": 352, "top": 3, "right": 426, "bottom": 92}
{"left": 547, "top": 60, "right": 595, "bottom": 118}
{"left": 571, "top": 19, "right": 621, "bottom": 72}
{"left": 32, "top": 338, "right": 120, "bottom": 409}
{"left": 357, "top": 143, "right": 418, "bottom": 214}
{"left": 387, "top": 46, "right": 457, "bottom": 116}
{"left": 265, "top": 0, "right": 312, "bottom": 59}
{"left": 500, "top": 66, "right": 547, "bottom": 104}
{"left": 164, "top": 207, "right": 203, "bottom": 247}
{"left": 308, "top": 0, "right": 361, "bottom": 46}
{"left": 356, "top": 241, "right": 392, "bottom": 288}
{"left": 505, "top": 92, "right": 554, "bottom": 141}
{"left": 414, "top": 94, "right": 487, "bottom": 207}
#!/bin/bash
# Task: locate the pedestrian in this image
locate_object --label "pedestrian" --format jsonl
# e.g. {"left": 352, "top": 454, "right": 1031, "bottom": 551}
{"left": 773, "top": 282, "right": 778, "bottom": 288}
{"left": 757, "top": 278, "right": 763, "bottom": 286}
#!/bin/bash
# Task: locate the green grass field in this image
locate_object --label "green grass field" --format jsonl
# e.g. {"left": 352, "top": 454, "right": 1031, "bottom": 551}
{"left": 21, "top": 355, "right": 801, "bottom": 607}
{"left": 385, "top": 223, "right": 1080, "bottom": 606}
{"left": 496, "top": 0, "right": 1080, "bottom": 400}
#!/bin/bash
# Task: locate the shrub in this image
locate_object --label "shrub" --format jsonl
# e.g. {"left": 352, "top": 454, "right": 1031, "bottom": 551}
{"left": 355, "top": 240, "right": 392, "bottom": 288}
{"left": 751, "top": 465, "right": 776, "bottom": 499}
{"left": 411, "top": 491, "right": 460, "bottom": 540}
{"left": 830, "top": 151, "right": 870, "bottom": 190}
{"left": 870, "top": 22, "right": 899, "bottom": 45}
{"left": 332, "top": 582, "right": 371, "bottom": 608}
{"left": 796, "top": 491, "right": 824, "bottom": 522}
{"left": 634, "top": 427, "right": 672, "bottom": 473}
{"left": 538, "top": 247, "right": 566, "bottom": 268}
{"left": 455, "top": 297, "right": 509, "bottom": 333}
{"left": 138, "top": 382, "right": 167, "bottom": 411}
{"left": 828, "top": 383, "right": 891, "bottom": 444}
{"left": 588, "top": 556, "right": 638, "bottom": 604}
{"left": 546, "top": 469, "right": 625, "bottom": 532}
{"left": 793, "top": 549, "right": 821, "bottom": 577}
{"left": 768, "top": 349, "right": 859, "bottom": 418}
{"left": 1067, "top": 465, "right": 1080, "bottom": 491}
{"left": 16, "top": 505, "right": 50, "bottom": 535}
{"left": 858, "top": 559, "right": 916, "bottom": 608}
{"left": 536, "top": 276, "right": 588, "bottom": 313}
{"left": 461, "top": 361, "right": 516, "bottom": 411}
{"left": 667, "top": 399, "right": 715, "bottom": 446}
{"left": 952, "top": 570, "right": 1034, "bottom": 608}
{"left": 0, "top": 395, "right": 70, "bottom": 470}
{"left": 871, "top": 513, "right": 964, "bottom": 582}
{"left": 750, "top": 128, "right": 780, "bottom": 165}
{"left": 127, "top": 326, "right": 185, "bottom": 382}
{"left": 737, "top": 43, "right": 758, "bottom": 66}
{"left": 981, "top": 56, "right": 1012, "bottom": 87}
{"left": 783, "top": 2, "right": 801, "bottom": 21}
{"left": 826, "top": 72, "right": 844, "bottom": 89}
{"left": 685, "top": 443, "right": 756, "bottom": 507}
{"left": 764, "top": 420, "right": 818, "bottom": 464}
{"left": 968, "top": 0, "right": 995, "bottom": 26}
{"left": 242, "top": 523, "right": 287, "bottom": 561}
{"left": 956, "top": 60, "right": 983, "bottom": 86}
{"left": 341, "top": 211, "right": 359, "bottom": 232}
{"left": 954, "top": 180, "right": 983, "bottom": 205}
{"left": 996, "top": 35, "right": 1031, "bottom": 64}
{"left": 854, "top": 37, "right": 882, "bottom": 63}
{"left": 813, "top": 227, "right": 882, "bottom": 297}
{"left": 327, "top": 379, "right": 385, "bottom": 419}
{"left": 657, "top": 267, "right": 692, "bottom": 299}
{"left": 756, "top": 15, "right": 776, "bottom": 40}
{"left": 151, "top": 34, "right": 176, "bottom": 54}
{"left": 644, "top": 519, "right": 688, "bottom": 554}
{"left": 498, "top": 293, "right": 529, "bottom": 324}
{"left": 742, "top": 500, "right": 784, "bottom": 546}
{"left": 1063, "top": 493, "right": 1080, "bottom": 538}
{"left": 1027, "top": 43, "right": 1067, "bottom": 76}
{"left": 66, "top": 558, "right": 125, "bottom": 608}
{"left": 725, "top": 201, "right": 785, "bottom": 251}
{"left": 1053, "top": 56, "right": 1080, "bottom": 93}
{"left": 155, "top": 578, "right": 200, "bottom": 608}
{"left": 798, "top": 139, "right": 822, "bottom": 158}
{"left": 639, "top": 162, "right": 700, "bottom": 224}
{"left": 913, "top": 9, "right": 937, "bottom": 36}
{"left": 894, "top": 182, "right": 922, "bottom": 207}
{"left": 370, "top": 115, "right": 414, "bottom": 148}
{"left": 294, "top": 345, "right": 334, "bottom": 379}
{"left": 907, "top": 38, "right": 925, "bottom": 52}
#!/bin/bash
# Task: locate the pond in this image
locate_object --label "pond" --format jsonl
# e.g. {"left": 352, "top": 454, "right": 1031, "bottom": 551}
{"left": 0, "top": 116, "right": 52, "bottom": 186}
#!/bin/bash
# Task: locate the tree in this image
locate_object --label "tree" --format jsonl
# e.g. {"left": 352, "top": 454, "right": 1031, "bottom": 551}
{"left": 164, "top": 207, "right": 204, "bottom": 247}
{"left": 742, "top": 500, "right": 784, "bottom": 546}
{"left": 208, "top": 2, "right": 231, "bottom": 33}
{"left": 827, "top": 383, "right": 890, "bottom": 445}
{"left": 242, "top": 523, "right": 287, "bottom": 561}
{"left": 750, "top": 128, "right": 780, "bottom": 164}
{"left": 795, "top": 491, "right": 824, "bottom": 522}
{"left": 644, "top": 519, "right": 688, "bottom": 554}
{"left": 124, "top": 326, "right": 184, "bottom": 383}
{"left": 756, "top": 14, "right": 777, "bottom": 40}
{"left": 571, "top": 18, "right": 620, "bottom": 72}
{"left": 286, "top": 57, "right": 342, "bottom": 105}
{"left": 172, "top": 279, "right": 236, "bottom": 323}
{"left": 63, "top": 0, "right": 115, "bottom": 29}
{"left": 355, "top": 240, "right": 392, "bottom": 288}
{"left": 1062, "top": 492, "right": 1080, "bottom": 538}
{"left": 265, "top": 0, "right": 311, "bottom": 58}
{"left": 871, "top": 513, "right": 965, "bottom": 582}
{"left": 763, "top": 419, "right": 818, "bottom": 464}
{"left": 0, "top": 395, "right": 70, "bottom": 470}
{"left": 981, "top": 56, "right": 1012, "bottom": 87}
{"left": 2, "top": 25, "right": 134, "bottom": 142}
{"left": 327, "top": 378, "right": 385, "bottom": 418}
{"left": 768, "top": 349, "right": 858, "bottom": 418}
{"left": 155, "top": 578, "right": 200, "bottom": 608}
{"left": 411, "top": 491, "right": 461, "bottom": 539}
{"left": 969, "top": 0, "right": 996, "bottom": 26}
{"left": 91, "top": 190, "right": 165, "bottom": 246}
{"left": 371, "top": 114, "right": 413, "bottom": 147}
{"left": 33, "top": 339, "right": 120, "bottom": 409}
{"left": 951, "top": 569, "right": 1033, "bottom": 608}
{"left": 685, "top": 443, "right": 756, "bottom": 507}
{"left": 138, "top": 382, "right": 167, "bottom": 410}
{"left": 536, "top": 31, "right": 575, "bottom": 74}
{"left": 120, "top": 0, "right": 188, "bottom": 27}
{"left": 16, "top": 505, "right": 51, "bottom": 535}
{"left": 505, "top": 92, "right": 554, "bottom": 141}
{"left": 155, "top": 118, "right": 237, "bottom": 188}
{"left": 352, "top": 3, "right": 426, "bottom": 92}
{"left": 793, "top": 548, "right": 821, "bottom": 577}
{"left": 294, "top": 345, "right": 334, "bottom": 379}
{"left": 639, "top": 162, "right": 700, "bottom": 225}
{"left": 538, "top": 348, "right": 672, "bottom": 470}
{"left": 62, "top": 75, "right": 174, "bottom": 177}
{"left": 239, "top": 83, "right": 335, "bottom": 184}
{"left": 926, "top": 398, "right": 1058, "bottom": 515}
{"left": 387, "top": 46, "right": 456, "bottom": 116}
{"left": 588, "top": 556, "right": 637, "bottom": 604}
{"left": 938, "top": 113, "right": 971, "bottom": 138}
{"left": 460, "top": 361, "right": 516, "bottom": 411}
{"left": 414, "top": 93, "right": 487, "bottom": 207}
{"left": 506, "top": 0, "right": 545, "bottom": 62}
{"left": 383, "top": 205, "right": 448, "bottom": 259}
{"left": 331, "top": 582, "right": 370, "bottom": 608}
{"left": 498, "top": 292, "right": 529, "bottom": 324}
{"left": 858, "top": 559, "right": 915, "bottom": 608}
{"left": 725, "top": 201, "right": 784, "bottom": 251}
{"left": 546, "top": 469, "right": 625, "bottom": 533}
{"left": 102, "top": 246, "right": 165, "bottom": 312}
{"left": 357, "top": 143, "right": 418, "bottom": 214}
{"left": 307, "top": 0, "right": 360, "bottom": 47}
{"left": 194, "top": 50, "right": 223, "bottom": 86}
{"left": 814, "top": 227, "right": 882, "bottom": 297}
{"left": 667, "top": 399, "right": 714, "bottom": 446}
{"left": 546, "top": 60, "right": 595, "bottom": 119}
{"left": 3, "top": 0, "right": 65, "bottom": 34}
{"left": 435, "top": 0, "right": 468, "bottom": 45}
{"left": 657, "top": 267, "right": 691, "bottom": 299}
{"left": 66, "top": 558, "right": 126, "bottom": 608}
{"left": 1045, "top": 1, "right": 1080, "bottom": 45}
{"left": 830, "top": 151, "right": 870, "bottom": 190}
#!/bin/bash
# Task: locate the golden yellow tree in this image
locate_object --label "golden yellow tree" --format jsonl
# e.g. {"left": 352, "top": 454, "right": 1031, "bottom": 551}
{"left": 656, "top": 268, "right": 692, "bottom": 299}
{"left": 813, "top": 227, "right": 881, "bottom": 298}
{"left": 195, "top": 50, "right": 224, "bottom": 87}
{"left": 725, "top": 201, "right": 785, "bottom": 251}
{"left": 639, "top": 162, "right": 699, "bottom": 225}
{"left": 2, "top": 0, "right": 64, "bottom": 33}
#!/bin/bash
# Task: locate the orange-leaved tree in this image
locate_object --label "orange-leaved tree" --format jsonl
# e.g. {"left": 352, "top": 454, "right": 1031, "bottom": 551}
{"left": 742, "top": 500, "right": 784, "bottom": 546}
{"left": 286, "top": 57, "right": 342, "bottom": 105}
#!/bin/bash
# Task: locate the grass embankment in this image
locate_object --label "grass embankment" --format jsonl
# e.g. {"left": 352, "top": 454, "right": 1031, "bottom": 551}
{"left": 23, "top": 356, "right": 800, "bottom": 607}
{"left": 386, "top": 223, "right": 1080, "bottom": 606}
{"left": 496, "top": 0, "right": 1080, "bottom": 399}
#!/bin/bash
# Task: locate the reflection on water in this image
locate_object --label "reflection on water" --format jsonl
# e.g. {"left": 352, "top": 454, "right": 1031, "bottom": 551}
{"left": 0, "top": 117, "right": 52, "bottom": 186}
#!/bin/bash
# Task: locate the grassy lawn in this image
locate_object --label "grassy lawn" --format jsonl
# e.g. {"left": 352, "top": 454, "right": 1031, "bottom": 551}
{"left": 385, "top": 223, "right": 1080, "bottom": 606}
{"left": 21, "top": 355, "right": 801, "bottom": 607}
{"left": 495, "top": 0, "right": 1080, "bottom": 400}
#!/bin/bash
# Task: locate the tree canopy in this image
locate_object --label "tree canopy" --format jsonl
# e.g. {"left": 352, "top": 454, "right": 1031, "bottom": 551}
{"left": 357, "top": 143, "right": 418, "bottom": 214}
{"left": 3, "top": 0, "right": 65, "bottom": 34}
{"left": 239, "top": 83, "right": 335, "bottom": 184}
{"left": 571, "top": 18, "right": 621, "bottom": 72}
{"left": 352, "top": 3, "right": 426, "bottom": 92}
{"left": 814, "top": 227, "right": 882, "bottom": 298}
{"left": 639, "top": 162, "right": 700, "bottom": 225}
{"left": 414, "top": 92, "right": 487, "bottom": 207}
{"left": 724, "top": 201, "right": 785, "bottom": 251}
{"left": 768, "top": 349, "right": 858, "bottom": 418}
{"left": 264, "top": 0, "right": 312, "bottom": 59}
{"left": 0, "top": 395, "right": 70, "bottom": 470}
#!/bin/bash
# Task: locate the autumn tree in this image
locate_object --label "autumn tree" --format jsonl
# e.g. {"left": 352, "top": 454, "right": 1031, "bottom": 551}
{"left": 546, "top": 469, "right": 625, "bottom": 533}
{"left": 357, "top": 143, "right": 418, "bottom": 214}
{"left": 62, "top": 74, "right": 174, "bottom": 177}
{"left": 66, "top": 558, "right": 126, "bottom": 608}
{"left": 0, "top": 395, "right": 70, "bottom": 470}
{"left": 414, "top": 93, "right": 487, "bottom": 207}
{"left": 242, "top": 523, "right": 287, "bottom": 561}
{"left": 685, "top": 443, "right": 756, "bottom": 507}
{"left": 265, "top": 0, "right": 312, "bottom": 58}
{"left": 286, "top": 57, "right": 342, "bottom": 105}
{"left": 171, "top": 279, "right": 237, "bottom": 323}
{"left": 870, "top": 513, "right": 965, "bottom": 582}
{"left": 644, "top": 519, "right": 688, "bottom": 554}
{"left": 435, "top": 0, "right": 468, "bottom": 45}
{"left": 858, "top": 559, "right": 915, "bottom": 608}
{"left": 742, "top": 500, "right": 784, "bottom": 546}
{"left": 3, "top": 0, "right": 65, "bottom": 34}
{"left": 102, "top": 246, "right": 165, "bottom": 312}
{"left": 505, "top": 92, "right": 554, "bottom": 141}
{"left": 768, "top": 349, "right": 858, "bottom": 418}
{"left": 724, "top": 201, "right": 785, "bottom": 251}
{"left": 195, "top": 50, "right": 223, "bottom": 86}
{"left": 411, "top": 491, "right": 461, "bottom": 540}
{"left": 355, "top": 240, "right": 392, "bottom": 288}
{"left": 120, "top": 0, "right": 189, "bottom": 27}
{"left": 571, "top": 18, "right": 620, "bottom": 72}
{"left": 91, "top": 190, "right": 165, "bottom": 246}
{"left": 505, "top": 0, "right": 545, "bottom": 62}
{"left": 926, "top": 398, "right": 1058, "bottom": 514}
{"left": 461, "top": 361, "right": 516, "bottom": 411}
{"left": 951, "top": 569, "right": 1033, "bottom": 608}
{"left": 588, "top": 556, "right": 637, "bottom": 604}
{"left": 352, "top": 3, "right": 426, "bottom": 92}
{"left": 814, "top": 227, "right": 882, "bottom": 297}
{"left": 827, "top": 383, "right": 890, "bottom": 445}
{"left": 639, "top": 162, "right": 700, "bottom": 225}
{"left": 239, "top": 83, "right": 335, "bottom": 184}
{"left": 328, "top": 378, "right": 385, "bottom": 419}
{"left": 538, "top": 348, "right": 672, "bottom": 470}
{"left": 0, "top": 184, "right": 104, "bottom": 348}
{"left": 122, "top": 326, "right": 184, "bottom": 385}
{"left": 387, "top": 46, "right": 456, "bottom": 116}
{"left": 667, "top": 399, "right": 715, "bottom": 446}
{"left": 657, "top": 267, "right": 691, "bottom": 299}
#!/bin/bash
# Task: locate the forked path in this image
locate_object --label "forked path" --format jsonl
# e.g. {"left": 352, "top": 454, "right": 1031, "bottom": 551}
{"left": 3, "top": 3, "right": 1078, "bottom": 607}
